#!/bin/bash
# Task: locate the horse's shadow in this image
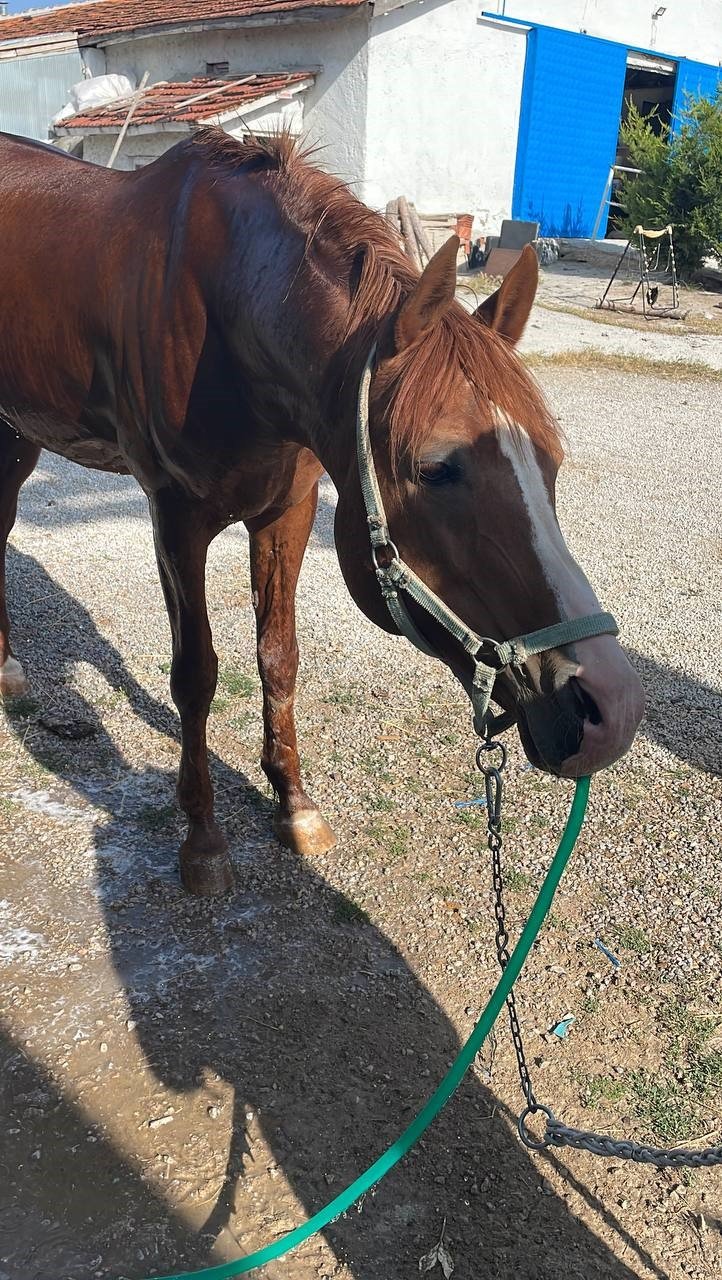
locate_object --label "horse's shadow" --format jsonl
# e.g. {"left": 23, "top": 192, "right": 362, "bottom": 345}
{"left": 2, "top": 537, "right": 669, "bottom": 1280}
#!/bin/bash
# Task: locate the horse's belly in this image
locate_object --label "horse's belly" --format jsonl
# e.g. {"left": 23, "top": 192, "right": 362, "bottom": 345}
{"left": 1, "top": 407, "right": 129, "bottom": 474}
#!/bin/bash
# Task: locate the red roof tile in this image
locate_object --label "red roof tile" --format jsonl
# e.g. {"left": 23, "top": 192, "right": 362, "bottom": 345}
{"left": 57, "top": 70, "right": 314, "bottom": 129}
{"left": 0, "top": 0, "right": 365, "bottom": 46}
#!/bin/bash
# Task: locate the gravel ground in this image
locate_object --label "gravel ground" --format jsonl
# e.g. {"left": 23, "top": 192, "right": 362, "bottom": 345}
{"left": 457, "top": 261, "right": 722, "bottom": 369}
{"left": 0, "top": 360, "right": 720, "bottom": 1280}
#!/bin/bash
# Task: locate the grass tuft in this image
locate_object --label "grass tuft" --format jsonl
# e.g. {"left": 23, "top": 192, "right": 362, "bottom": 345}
{"left": 522, "top": 349, "right": 721, "bottom": 382}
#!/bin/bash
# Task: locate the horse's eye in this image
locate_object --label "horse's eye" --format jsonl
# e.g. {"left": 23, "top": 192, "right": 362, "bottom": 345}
{"left": 418, "top": 460, "right": 459, "bottom": 487}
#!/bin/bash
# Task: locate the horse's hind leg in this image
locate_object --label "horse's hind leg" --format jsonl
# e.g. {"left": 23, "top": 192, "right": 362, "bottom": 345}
{"left": 150, "top": 490, "right": 233, "bottom": 897}
{"left": 248, "top": 485, "right": 336, "bottom": 857}
{"left": 0, "top": 424, "right": 40, "bottom": 696}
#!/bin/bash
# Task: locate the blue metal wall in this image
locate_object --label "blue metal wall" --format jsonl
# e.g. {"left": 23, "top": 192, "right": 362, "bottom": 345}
{"left": 509, "top": 18, "right": 722, "bottom": 238}
{"left": 672, "top": 57, "right": 722, "bottom": 128}
{"left": 0, "top": 49, "right": 82, "bottom": 140}
{"left": 512, "top": 27, "right": 628, "bottom": 238}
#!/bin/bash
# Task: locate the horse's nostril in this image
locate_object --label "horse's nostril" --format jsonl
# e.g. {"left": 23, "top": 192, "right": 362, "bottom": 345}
{"left": 569, "top": 676, "right": 602, "bottom": 725}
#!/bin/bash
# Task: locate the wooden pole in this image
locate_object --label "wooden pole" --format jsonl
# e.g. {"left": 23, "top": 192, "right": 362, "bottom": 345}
{"left": 106, "top": 70, "right": 150, "bottom": 169}
{"left": 397, "top": 195, "right": 421, "bottom": 269}
{"left": 408, "top": 202, "right": 434, "bottom": 264}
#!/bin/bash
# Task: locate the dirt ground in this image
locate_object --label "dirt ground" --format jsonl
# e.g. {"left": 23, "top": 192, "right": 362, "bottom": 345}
{"left": 0, "top": 355, "right": 720, "bottom": 1280}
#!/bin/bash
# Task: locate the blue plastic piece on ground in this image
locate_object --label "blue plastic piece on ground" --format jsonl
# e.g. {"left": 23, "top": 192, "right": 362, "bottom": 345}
{"left": 551, "top": 1015, "right": 575, "bottom": 1038}
{"left": 594, "top": 938, "right": 621, "bottom": 968}
{"left": 454, "top": 796, "right": 487, "bottom": 809}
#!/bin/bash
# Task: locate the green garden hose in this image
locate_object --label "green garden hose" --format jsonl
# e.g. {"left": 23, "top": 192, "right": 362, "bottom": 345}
{"left": 153, "top": 775, "right": 591, "bottom": 1280}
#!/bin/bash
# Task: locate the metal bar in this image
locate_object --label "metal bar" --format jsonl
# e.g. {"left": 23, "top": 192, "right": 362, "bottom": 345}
{"left": 591, "top": 166, "right": 614, "bottom": 242}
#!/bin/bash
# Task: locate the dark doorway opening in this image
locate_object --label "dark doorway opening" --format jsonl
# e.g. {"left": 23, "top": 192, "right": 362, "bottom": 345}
{"left": 604, "top": 53, "right": 677, "bottom": 236}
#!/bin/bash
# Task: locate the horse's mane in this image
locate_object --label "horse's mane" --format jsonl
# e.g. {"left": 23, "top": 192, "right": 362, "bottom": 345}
{"left": 190, "top": 129, "right": 561, "bottom": 461}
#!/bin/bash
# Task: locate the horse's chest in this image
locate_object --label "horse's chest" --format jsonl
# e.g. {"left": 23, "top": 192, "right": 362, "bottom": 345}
{"left": 1, "top": 407, "right": 128, "bottom": 473}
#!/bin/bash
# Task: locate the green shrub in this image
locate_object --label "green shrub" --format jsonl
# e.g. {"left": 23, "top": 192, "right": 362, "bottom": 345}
{"left": 619, "top": 89, "right": 722, "bottom": 277}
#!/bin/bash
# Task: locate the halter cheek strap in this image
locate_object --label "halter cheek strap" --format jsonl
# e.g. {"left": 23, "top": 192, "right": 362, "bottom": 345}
{"left": 355, "top": 346, "right": 619, "bottom": 736}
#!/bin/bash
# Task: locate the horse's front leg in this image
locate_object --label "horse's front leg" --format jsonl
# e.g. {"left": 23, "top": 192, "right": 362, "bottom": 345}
{"left": 150, "top": 491, "right": 233, "bottom": 897}
{"left": 248, "top": 486, "right": 336, "bottom": 857}
{"left": 0, "top": 425, "right": 40, "bottom": 695}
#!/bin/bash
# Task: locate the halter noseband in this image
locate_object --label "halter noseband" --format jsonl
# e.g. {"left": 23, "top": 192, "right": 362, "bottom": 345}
{"left": 355, "top": 345, "right": 619, "bottom": 737}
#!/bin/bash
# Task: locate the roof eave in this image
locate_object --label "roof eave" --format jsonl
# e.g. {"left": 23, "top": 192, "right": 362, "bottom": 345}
{"left": 82, "top": 4, "right": 370, "bottom": 48}
{"left": 54, "top": 76, "right": 315, "bottom": 137}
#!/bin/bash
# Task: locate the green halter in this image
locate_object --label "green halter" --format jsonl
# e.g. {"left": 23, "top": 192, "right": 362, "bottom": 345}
{"left": 355, "top": 345, "right": 618, "bottom": 735}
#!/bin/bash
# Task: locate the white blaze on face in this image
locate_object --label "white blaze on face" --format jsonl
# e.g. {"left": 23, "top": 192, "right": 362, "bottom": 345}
{"left": 494, "top": 408, "right": 600, "bottom": 618}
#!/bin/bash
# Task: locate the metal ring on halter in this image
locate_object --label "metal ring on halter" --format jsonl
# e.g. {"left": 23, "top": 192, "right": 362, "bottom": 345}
{"left": 476, "top": 739, "right": 507, "bottom": 771}
{"left": 518, "top": 1103, "right": 555, "bottom": 1151}
{"left": 371, "top": 539, "right": 401, "bottom": 571}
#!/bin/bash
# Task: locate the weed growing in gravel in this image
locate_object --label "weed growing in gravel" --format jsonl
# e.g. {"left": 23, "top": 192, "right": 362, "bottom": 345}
{"left": 611, "top": 923, "right": 652, "bottom": 955}
{"left": 456, "top": 808, "right": 484, "bottom": 829}
{"left": 387, "top": 827, "right": 409, "bottom": 859}
{"left": 325, "top": 687, "right": 361, "bottom": 709}
{"left": 580, "top": 994, "right": 602, "bottom": 1017}
{"left": 218, "top": 667, "right": 256, "bottom": 698}
{"left": 359, "top": 749, "right": 391, "bottom": 783}
{"left": 505, "top": 867, "right": 534, "bottom": 892}
{"left": 333, "top": 897, "right": 372, "bottom": 926}
{"left": 577, "top": 1071, "right": 626, "bottom": 1109}
{"left": 210, "top": 695, "right": 230, "bottom": 714}
{"left": 629, "top": 999, "right": 722, "bottom": 1143}
{"left": 523, "top": 350, "right": 722, "bottom": 383}
{"left": 369, "top": 793, "right": 394, "bottom": 812}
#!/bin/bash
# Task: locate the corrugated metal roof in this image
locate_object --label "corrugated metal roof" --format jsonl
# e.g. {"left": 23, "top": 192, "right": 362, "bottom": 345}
{"left": 58, "top": 70, "right": 314, "bottom": 129}
{"left": 0, "top": 0, "right": 366, "bottom": 46}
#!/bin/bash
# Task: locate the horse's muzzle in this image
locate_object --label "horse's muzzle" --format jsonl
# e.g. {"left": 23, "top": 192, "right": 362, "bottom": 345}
{"left": 515, "top": 635, "right": 644, "bottom": 776}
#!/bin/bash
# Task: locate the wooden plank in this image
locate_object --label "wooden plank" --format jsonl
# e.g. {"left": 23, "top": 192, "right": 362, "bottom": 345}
{"left": 408, "top": 203, "right": 434, "bottom": 264}
{"left": 106, "top": 69, "right": 150, "bottom": 169}
{"left": 397, "top": 195, "right": 421, "bottom": 269}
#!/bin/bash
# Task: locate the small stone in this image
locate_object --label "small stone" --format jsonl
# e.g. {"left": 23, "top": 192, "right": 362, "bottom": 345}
{"left": 207, "top": 1105, "right": 220, "bottom": 1119}
{"left": 99, "top": 1042, "right": 108, "bottom": 1053}
{"left": 148, "top": 1114, "right": 174, "bottom": 1129}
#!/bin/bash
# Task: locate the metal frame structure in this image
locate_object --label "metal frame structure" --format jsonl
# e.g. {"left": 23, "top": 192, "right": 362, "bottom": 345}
{"left": 597, "top": 224, "right": 680, "bottom": 318}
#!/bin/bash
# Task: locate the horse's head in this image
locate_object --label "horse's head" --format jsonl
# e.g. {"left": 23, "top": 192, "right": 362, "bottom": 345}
{"left": 334, "top": 238, "right": 644, "bottom": 776}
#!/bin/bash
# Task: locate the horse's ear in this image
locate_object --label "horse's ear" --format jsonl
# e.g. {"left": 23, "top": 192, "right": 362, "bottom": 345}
{"left": 394, "top": 235, "right": 460, "bottom": 351}
{"left": 474, "top": 243, "right": 538, "bottom": 345}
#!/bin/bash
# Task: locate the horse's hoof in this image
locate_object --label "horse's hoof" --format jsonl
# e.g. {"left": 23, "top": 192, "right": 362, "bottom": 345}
{"left": 0, "top": 657, "right": 30, "bottom": 698}
{"left": 179, "top": 824, "right": 234, "bottom": 897}
{"left": 275, "top": 809, "right": 337, "bottom": 857}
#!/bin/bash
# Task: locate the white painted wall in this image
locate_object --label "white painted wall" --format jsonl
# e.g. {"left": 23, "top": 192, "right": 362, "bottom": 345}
{"left": 365, "top": 0, "right": 526, "bottom": 232}
{"left": 102, "top": 14, "right": 371, "bottom": 188}
{"left": 496, "top": 0, "right": 722, "bottom": 65}
{"left": 83, "top": 131, "right": 169, "bottom": 167}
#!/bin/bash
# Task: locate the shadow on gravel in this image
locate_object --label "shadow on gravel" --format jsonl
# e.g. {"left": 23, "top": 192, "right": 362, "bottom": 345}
{"left": 629, "top": 650, "right": 721, "bottom": 777}
{"left": 0, "top": 546, "right": 654, "bottom": 1280}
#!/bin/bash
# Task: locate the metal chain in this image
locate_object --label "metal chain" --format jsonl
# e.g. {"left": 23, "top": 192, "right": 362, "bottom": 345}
{"left": 476, "top": 738, "right": 722, "bottom": 1168}
{"left": 477, "top": 739, "right": 540, "bottom": 1117}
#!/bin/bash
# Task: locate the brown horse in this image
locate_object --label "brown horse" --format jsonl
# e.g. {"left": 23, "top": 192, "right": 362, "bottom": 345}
{"left": 0, "top": 129, "right": 643, "bottom": 896}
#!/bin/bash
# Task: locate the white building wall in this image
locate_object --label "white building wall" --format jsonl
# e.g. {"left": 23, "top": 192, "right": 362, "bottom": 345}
{"left": 101, "top": 15, "right": 371, "bottom": 187}
{"left": 83, "top": 131, "right": 169, "bottom": 167}
{"left": 364, "top": 0, "right": 527, "bottom": 232}
{"left": 497, "top": 0, "right": 722, "bottom": 65}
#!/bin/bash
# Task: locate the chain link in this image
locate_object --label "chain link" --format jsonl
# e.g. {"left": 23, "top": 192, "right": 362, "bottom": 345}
{"left": 477, "top": 740, "right": 540, "bottom": 1116}
{"left": 475, "top": 738, "right": 722, "bottom": 1169}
